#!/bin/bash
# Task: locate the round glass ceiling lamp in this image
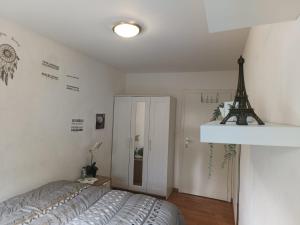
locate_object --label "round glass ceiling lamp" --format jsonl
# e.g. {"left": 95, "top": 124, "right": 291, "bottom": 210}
{"left": 113, "top": 22, "right": 141, "bottom": 38}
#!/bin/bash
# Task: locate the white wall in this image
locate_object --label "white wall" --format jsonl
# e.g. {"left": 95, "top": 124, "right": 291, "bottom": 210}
{"left": 0, "top": 18, "right": 125, "bottom": 202}
{"left": 238, "top": 18, "right": 300, "bottom": 225}
{"left": 125, "top": 71, "right": 237, "bottom": 188}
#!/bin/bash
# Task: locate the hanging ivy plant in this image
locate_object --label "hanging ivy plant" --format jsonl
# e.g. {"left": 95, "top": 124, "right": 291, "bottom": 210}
{"left": 208, "top": 103, "right": 237, "bottom": 178}
{"left": 211, "top": 103, "right": 223, "bottom": 121}
{"left": 208, "top": 143, "right": 214, "bottom": 178}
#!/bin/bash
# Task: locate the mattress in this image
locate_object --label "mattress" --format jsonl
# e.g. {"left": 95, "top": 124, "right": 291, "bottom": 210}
{"left": 0, "top": 181, "right": 185, "bottom": 225}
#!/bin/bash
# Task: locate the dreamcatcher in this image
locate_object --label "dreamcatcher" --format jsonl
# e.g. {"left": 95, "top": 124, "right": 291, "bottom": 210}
{"left": 0, "top": 44, "right": 19, "bottom": 85}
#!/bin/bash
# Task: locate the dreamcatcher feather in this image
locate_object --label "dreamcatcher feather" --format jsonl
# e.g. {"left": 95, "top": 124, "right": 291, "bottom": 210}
{"left": 0, "top": 44, "right": 19, "bottom": 85}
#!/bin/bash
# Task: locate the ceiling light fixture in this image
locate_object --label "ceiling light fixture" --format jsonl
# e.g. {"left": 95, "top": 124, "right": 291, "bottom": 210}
{"left": 113, "top": 22, "right": 141, "bottom": 38}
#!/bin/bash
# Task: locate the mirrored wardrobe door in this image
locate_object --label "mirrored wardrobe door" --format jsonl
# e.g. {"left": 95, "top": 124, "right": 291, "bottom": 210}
{"left": 129, "top": 97, "right": 150, "bottom": 192}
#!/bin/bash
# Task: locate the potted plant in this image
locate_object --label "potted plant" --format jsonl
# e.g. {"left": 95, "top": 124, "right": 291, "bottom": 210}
{"left": 85, "top": 142, "right": 102, "bottom": 177}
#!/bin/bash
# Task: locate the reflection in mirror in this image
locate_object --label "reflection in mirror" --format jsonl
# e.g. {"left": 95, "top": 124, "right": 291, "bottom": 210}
{"left": 133, "top": 102, "right": 145, "bottom": 186}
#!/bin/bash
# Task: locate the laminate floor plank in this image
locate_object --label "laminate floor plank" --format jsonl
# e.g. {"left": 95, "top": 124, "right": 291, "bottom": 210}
{"left": 168, "top": 192, "right": 235, "bottom": 225}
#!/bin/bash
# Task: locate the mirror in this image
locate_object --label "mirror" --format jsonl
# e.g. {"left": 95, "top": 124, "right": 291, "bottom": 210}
{"left": 133, "top": 102, "right": 145, "bottom": 186}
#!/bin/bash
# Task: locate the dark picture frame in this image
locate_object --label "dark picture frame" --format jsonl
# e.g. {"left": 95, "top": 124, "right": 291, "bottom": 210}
{"left": 96, "top": 113, "right": 105, "bottom": 129}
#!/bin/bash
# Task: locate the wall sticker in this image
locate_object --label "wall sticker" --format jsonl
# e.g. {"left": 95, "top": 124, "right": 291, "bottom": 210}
{"left": 0, "top": 44, "right": 20, "bottom": 85}
{"left": 71, "top": 119, "right": 84, "bottom": 132}
{"left": 41, "top": 72, "right": 59, "bottom": 80}
{"left": 66, "top": 84, "right": 79, "bottom": 92}
{"left": 66, "top": 74, "right": 80, "bottom": 92}
{"left": 11, "top": 37, "right": 21, "bottom": 47}
{"left": 66, "top": 75, "right": 79, "bottom": 80}
{"left": 42, "top": 60, "right": 60, "bottom": 70}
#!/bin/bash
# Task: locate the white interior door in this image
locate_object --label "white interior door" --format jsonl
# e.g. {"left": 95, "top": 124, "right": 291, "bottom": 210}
{"left": 111, "top": 97, "right": 132, "bottom": 189}
{"left": 180, "top": 90, "right": 234, "bottom": 201}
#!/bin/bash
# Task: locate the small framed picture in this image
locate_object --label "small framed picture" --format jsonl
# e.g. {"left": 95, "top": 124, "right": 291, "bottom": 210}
{"left": 96, "top": 114, "right": 105, "bottom": 129}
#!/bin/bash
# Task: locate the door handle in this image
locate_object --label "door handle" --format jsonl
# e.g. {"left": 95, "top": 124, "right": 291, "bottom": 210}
{"left": 185, "top": 137, "right": 191, "bottom": 148}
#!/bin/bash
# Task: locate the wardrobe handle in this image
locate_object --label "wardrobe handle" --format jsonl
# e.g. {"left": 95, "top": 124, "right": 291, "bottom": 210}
{"left": 149, "top": 139, "right": 152, "bottom": 152}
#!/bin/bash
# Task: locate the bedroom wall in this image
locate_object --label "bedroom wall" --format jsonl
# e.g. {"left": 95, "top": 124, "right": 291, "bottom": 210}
{"left": 238, "top": 18, "right": 300, "bottom": 225}
{"left": 125, "top": 71, "right": 237, "bottom": 188}
{"left": 0, "top": 18, "right": 125, "bottom": 202}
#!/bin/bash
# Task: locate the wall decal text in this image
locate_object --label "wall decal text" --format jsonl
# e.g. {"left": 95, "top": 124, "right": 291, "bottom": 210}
{"left": 71, "top": 119, "right": 84, "bottom": 132}
{"left": 41, "top": 72, "right": 59, "bottom": 80}
{"left": 66, "top": 75, "right": 79, "bottom": 80}
{"left": 66, "top": 84, "right": 79, "bottom": 92}
{"left": 42, "top": 60, "right": 59, "bottom": 70}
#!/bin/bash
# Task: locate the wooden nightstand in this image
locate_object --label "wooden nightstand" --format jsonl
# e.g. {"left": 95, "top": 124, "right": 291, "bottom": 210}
{"left": 92, "top": 175, "right": 111, "bottom": 188}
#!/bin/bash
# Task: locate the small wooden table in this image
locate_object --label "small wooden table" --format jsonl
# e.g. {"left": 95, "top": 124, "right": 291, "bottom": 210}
{"left": 92, "top": 175, "right": 111, "bottom": 188}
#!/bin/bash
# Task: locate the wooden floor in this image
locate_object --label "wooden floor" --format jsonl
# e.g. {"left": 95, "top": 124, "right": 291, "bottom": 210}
{"left": 168, "top": 192, "right": 235, "bottom": 225}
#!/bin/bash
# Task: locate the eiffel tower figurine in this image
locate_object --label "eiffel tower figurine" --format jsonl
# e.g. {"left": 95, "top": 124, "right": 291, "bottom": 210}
{"left": 221, "top": 56, "right": 264, "bottom": 125}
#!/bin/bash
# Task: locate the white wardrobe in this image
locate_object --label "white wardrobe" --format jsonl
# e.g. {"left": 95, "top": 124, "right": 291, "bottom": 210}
{"left": 111, "top": 96, "right": 176, "bottom": 198}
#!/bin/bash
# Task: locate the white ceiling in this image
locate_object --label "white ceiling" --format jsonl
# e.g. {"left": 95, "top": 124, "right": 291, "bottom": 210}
{"left": 0, "top": 0, "right": 249, "bottom": 73}
{"left": 204, "top": 0, "right": 300, "bottom": 32}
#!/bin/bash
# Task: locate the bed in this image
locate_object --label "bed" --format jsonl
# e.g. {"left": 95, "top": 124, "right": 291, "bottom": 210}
{"left": 0, "top": 181, "right": 185, "bottom": 225}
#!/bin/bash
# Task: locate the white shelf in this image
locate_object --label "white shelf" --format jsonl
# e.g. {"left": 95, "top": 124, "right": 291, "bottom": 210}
{"left": 200, "top": 121, "right": 300, "bottom": 147}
